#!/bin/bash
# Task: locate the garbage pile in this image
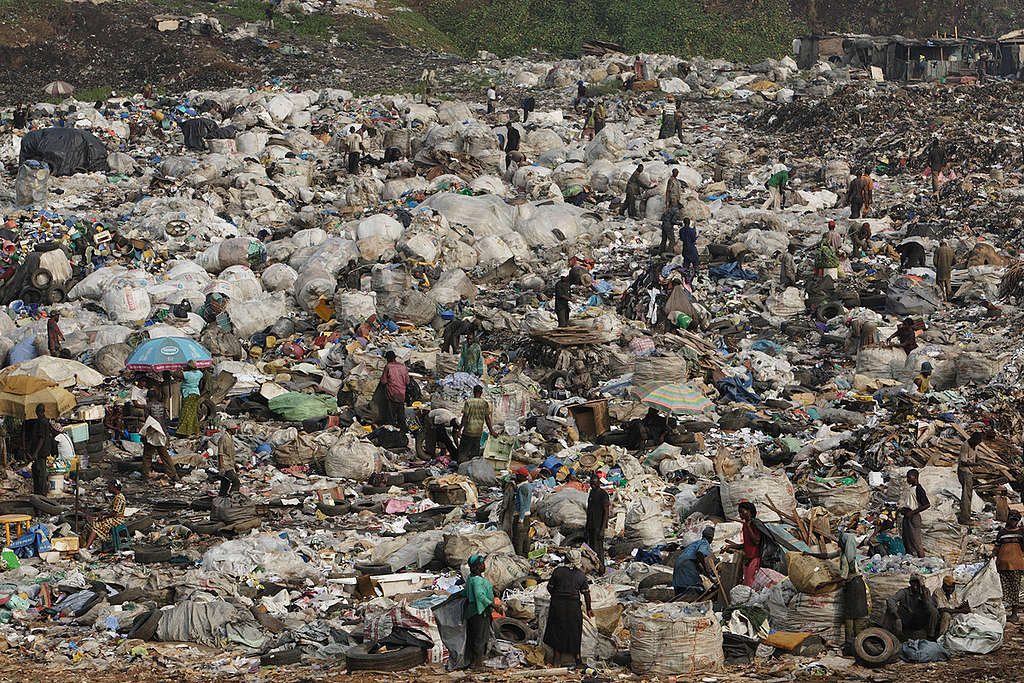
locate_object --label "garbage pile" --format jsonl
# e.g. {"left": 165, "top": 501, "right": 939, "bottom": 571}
{"left": 0, "top": 43, "right": 1022, "bottom": 679}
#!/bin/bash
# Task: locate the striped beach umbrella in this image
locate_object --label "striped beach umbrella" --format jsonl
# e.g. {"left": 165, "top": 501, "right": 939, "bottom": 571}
{"left": 628, "top": 381, "right": 713, "bottom": 415}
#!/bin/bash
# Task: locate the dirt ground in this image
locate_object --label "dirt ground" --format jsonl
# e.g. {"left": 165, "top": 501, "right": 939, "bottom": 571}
{"left": 0, "top": 621, "right": 1020, "bottom": 682}
{"left": 0, "top": 0, "right": 472, "bottom": 104}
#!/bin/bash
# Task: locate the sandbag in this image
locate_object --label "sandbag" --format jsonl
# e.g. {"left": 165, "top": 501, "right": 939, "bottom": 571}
{"left": 633, "top": 354, "right": 687, "bottom": 386}
{"left": 624, "top": 497, "right": 665, "bottom": 546}
{"left": 534, "top": 487, "right": 589, "bottom": 529}
{"left": 443, "top": 531, "right": 513, "bottom": 567}
{"left": 294, "top": 268, "right": 336, "bottom": 312}
{"left": 324, "top": 432, "right": 382, "bottom": 480}
{"left": 777, "top": 590, "right": 844, "bottom": 643}
{"left": 537, "top": 584, "right": 619, "bottom": 662}
{"left": 335, "top": 290, "right": 377, "bottom": 325}
{"left": 473, "top": 552, "right": 529, "bottom": 593}
{"left": 719, "top": 469, "right": 796, "bottom": 523}
{"left": 941, "top": 613, "right": 1003, "bottom": 654}
{"left": 382, "top": 289, "right": 436, "bottom": 326}
{"left": 261, "top": 263, "right": 298, "bottom": 292}
{"left": 865, "top": 572, "right": 942, "bottom": 625}
{"left": 855, "top": 346, "right": 908, "bottom": 380}
{"left": 785, "top": 552, "right": 842, "bottom": 595}
{"left": 804, "top": 477, "right": 871, "bottom": 516}
{"left": 628, "top": 602, "right": 723, "bottom": 676}
{"left": 102, "top": 286, "right": 151, "bottom": 322}
{"left": 457, "top": 458, "right": 497, "bottom": 487}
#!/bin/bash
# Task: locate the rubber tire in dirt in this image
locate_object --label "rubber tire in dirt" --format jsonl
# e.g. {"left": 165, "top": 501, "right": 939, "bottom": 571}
{"left": 346, "top": 645, "right": 427, "bottom": 672}
{"left": 638, "top": 573, "right": 672, "bottom": 590}
{"left": 316, "top": 501, "right": 350, "bottom": 517}
{"left": 492, "top": 617, "right": 532, "bottom": 643}
{"left": 186, "top": 520, "right": 226, "bottom": 535}
{"left": 128, "top": 609, "right": 160, "bottom": 641}
{"left": 133, "top": 547, "right": 172, "bottom": 564}
{"left": 260, "top": 647, "right": 302, "bottom": 667}
{"left": 47, "top": 286, "right": 66, "bottom": 304}
{"left": 30, "top": 269, "right": 52, "bottom": 289}
{"left": 29, "top": 494, "right": 63, "bottom": 515}
{"left": 126, "top": 515, "right": 155, "bottom": 533}
{"left": 641, "top": 586, "right": 677, "bottom": 602}
{"left": 853, "top": 627, "right": 899, "bottom": 668}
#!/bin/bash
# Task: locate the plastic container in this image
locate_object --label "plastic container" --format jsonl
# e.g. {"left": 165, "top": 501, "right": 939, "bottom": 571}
{"left": 16, "top": 161, "right": 50, "bottom": 207}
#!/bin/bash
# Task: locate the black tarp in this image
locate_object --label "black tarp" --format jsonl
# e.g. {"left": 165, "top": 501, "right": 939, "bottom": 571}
{"left": 180, "top": 117, "right": 218, "bottom": 150}
{"left": 19, "top": 128, "right": 108, "bottom": 176}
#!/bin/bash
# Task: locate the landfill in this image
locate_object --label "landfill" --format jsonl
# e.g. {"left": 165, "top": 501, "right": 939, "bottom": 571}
{"left": 1, "top": 39, "right": 1024, "bottom": 681}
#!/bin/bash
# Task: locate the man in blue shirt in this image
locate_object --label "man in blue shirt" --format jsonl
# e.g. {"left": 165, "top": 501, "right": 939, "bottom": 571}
{"left": 673, "top": 526, "right": 716, "bottom": 598}
{"left": 678, "top": 217, "right": 699, "bottom": 285}
{"left": 512, "top": 468, "right": 533, "bottom": 557}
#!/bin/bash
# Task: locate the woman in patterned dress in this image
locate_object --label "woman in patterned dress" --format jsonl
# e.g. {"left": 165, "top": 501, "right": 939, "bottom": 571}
{"left": 83, "top": 480, "right": 126, "bottom": 549}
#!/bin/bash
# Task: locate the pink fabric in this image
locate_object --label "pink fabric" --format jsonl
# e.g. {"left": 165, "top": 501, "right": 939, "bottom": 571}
{"left": 742, "top": 557, "right": 762, "bottom": 587}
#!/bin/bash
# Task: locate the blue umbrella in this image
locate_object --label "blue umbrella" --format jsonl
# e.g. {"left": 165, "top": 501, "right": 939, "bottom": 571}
{"left": 125, "top": 337, "right": 213, "bottom": 372}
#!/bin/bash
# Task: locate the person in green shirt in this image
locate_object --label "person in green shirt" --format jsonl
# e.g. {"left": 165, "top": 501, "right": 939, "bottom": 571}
{"left": 762, "top": 154, "right": 789, "bottom": 211}
{"left": 464, "top": 554, "right": 503, "bottom": 668}
{"left": 458, "top": 332, "right": 484, "bottom": 376}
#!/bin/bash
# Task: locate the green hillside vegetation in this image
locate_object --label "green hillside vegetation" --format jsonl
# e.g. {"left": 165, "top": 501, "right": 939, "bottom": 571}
{"left": 416, "top": 0, "right": 805, "bottom": 62}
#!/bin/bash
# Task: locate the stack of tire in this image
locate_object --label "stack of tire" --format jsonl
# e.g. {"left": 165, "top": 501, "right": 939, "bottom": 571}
{"left": 75, "top": 422, "right": 108, "bottom": 465}
{"left": 21, "top": 243, "right": 70, "bottom": 305}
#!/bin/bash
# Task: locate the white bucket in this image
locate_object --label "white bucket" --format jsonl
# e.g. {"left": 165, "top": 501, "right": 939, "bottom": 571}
{"left": 47, "top": 474, "right": 65, "bottom": 494}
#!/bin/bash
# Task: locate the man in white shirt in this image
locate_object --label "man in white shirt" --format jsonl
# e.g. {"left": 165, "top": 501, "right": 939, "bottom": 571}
{"left": 486, "top": 85, "right": 497, "bottom": 114}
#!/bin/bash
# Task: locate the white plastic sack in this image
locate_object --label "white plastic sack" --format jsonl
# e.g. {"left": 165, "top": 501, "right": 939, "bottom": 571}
{"left": 535, "top": 488, "right": 589, "bottom": 529}
{"left": 227, "top": 293, "right": 287, "bottom": 338}
{"left": 624, "top": 497, "right": 665, "bottom": 545}
{"left": 261, "top": 263, "right": 298, "bottom": 292}
{"left": 102, "top": 286, "right": 151, "bottom": 323}
{"left": 720, "top": 469, "right": 797, "bottom": 522}
{"left": 628, "top": 602, "right": 723, "bottom": 676}
{"left": 325, "top": 433, "right": 382, "bottom": 480}
{"left": 335, "top": 290, "right": 377, "bottom": 324}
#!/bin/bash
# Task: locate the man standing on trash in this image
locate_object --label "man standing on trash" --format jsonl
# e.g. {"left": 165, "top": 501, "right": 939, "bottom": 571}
{"left": 26, "top": 404, "right": 54, "bottom": 496}
{"left": 658, "top": 206, "right": 679, "bottom": 253}
{"left": 458, "top": 332, "right": 484, "bottom": 377}
{"left": 927, "top": 136, "right": 947, "bottom": 199}
{"left": 934, "top": 239, "right": 955, "bottom": 300}
{"left": 345, "top": 128, "right": 365, "bottom": 175}
{"left": 623, "top": 164, "right": 647, "bottom": 219}
{"left": 679, "top": 217, "right": 699, "bottom": 286}
{"left": 380, "top": 351, "right": 409, "bottom": 432}
{"left": 459, "top": 385, "right": 494, "bottom": 462}
{"left": 958, "top": 431, "right": 983, "bottom": 525}
{"left": 554, "top": 274, "right": 573, "bottom": 327}
{"left": 807, "top": 524, "right": 870, "bottom": 649}
{"left": 512, "top": 468, "right": 533, "bottom": 557}
{"left": 665, "top": 167, "right": 683, "bottom": 210}
{"left": 780, "top": 243, "right": 798, "bottom": 288}
{"left": 46, "top": 312, "right": 63, "bottom": 357}
{"left": 993, "top": 510, "right": 1024, "bottom": 623}
{"left": 899, "top": 469, "right": 930, "bottom": 558}
{"left": 585, "top": 473, "right": 611, "bottom": 574}
{"left": 762, "top": 154, "right": 788, "bottom": 211}
{"left": 846, "top": 171, "right": 864, "bottom": 219}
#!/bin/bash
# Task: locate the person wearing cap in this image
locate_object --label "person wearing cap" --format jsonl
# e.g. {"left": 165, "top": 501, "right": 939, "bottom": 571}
{"left": 934, "top": 239, "right": 955, "bottom": 300}
{"left": 585, "top": 473, "right": 611, "bottom": 573}
{"left": 884, "top": 574, "right": 939, "bottom": 640}
{"left": 933, "top": 575, "right": 968, "bottom": 636}
{"left": 851, "top": 221, "right": 873, "bottom": 257}
{"left": 913, "top": 362, "right": 933, "bottom": 394}
{"left": 463, "top": 554, "right": 502, "bottom": 668}
{"left": 380, "top": 351, "right": 409, "bottom": 432}
{"left": 994, "top": 510, "right": 1024, "bottom": 622}
{"left": 543, "top": 549, "right": 592, "bottom": 667}
{"left": 898, "top": 469, "right": 930, "bottom": 558}
{"left": 673, "top": 526, "right": 717, "bottom": 599}
{"left": 958, "top": 431, "right": 983, "bottom": 524}
{"left": 82, "top": 479, "right": 126, "bottom": 549}
{"left": 825, "top": 221, "right": 842, "bottom": 253}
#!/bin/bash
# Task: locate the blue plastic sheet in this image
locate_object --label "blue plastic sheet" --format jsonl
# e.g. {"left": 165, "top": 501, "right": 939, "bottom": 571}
{"left": 709, "top": 262, "right": 758, "bottom": 281}
{"left": 716, "top": 374, "right": 761, "bottom": 404}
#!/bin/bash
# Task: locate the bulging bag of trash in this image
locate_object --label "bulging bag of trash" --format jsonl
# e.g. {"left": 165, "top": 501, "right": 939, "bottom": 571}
{"left": 335, "top": 290, "right": 377, "bottom": 325}
{"left": 471, "top": 552, "right": 530, "bottom": 593}
{"left": 785, "top": 552, "right": 843, "bottom": 595}
{"left": 294, "top": 268, "right": 336, "bottom": 312}
{"left": 443, "top": 530, "right": 513, "bottom": 567}
{"left": 261, "top": 263, "right": 298, "bottom": 292}
{"left": 777, "top": 589, "right": 844, "bottom": 643}
{"left": 68, "top": 266, "right": 129, "bottom": 300}
{"left": 291, "top": 228, "right": 328, "bottom": 249}
{"left": 227, "top": 293, "right": 287, "bottom": 338}
{"left": 535, "top": 488, "right": 589, "bottom": 529}
{"left": 855, "top": 346, "right": 907, "bottom": 380}
{"left": 215, "top": 265, "right": 263, "bottom": 302}
{"left": 633, "top": 354, "right": 687, "bottom": 385}
{"left": 383, "top": 289, "right": 437, "bottom": 326}
{"left": 475, "top": 235, "right": 514, "bottom": 266}
{"left": 886, "top": 275, "right": 941, "bottom": 315}
{"left": 218, "top": 237, "right": 265, "bottom": 270}
{"left": 356, "top": 236, "right": 395, "bottom": 263}
{"left": 804, "top": 476, "right": 870, "bottom": 516}
{"left": 102, "top": 286, "right": 151, "bottom": 322}
{"left": 399, "top": 233, "right": 440, "bottom": 263}
{"left": 356, "top": 214, "right": 403, "bottom": 242}
{"left": 419, "top": 192, "right": 515, "bottom": 236}
{"left": 325, "top": 432, "right": 382, "bottom": 480}
{"left": 584, "top": 124, "right": 626, "bottom": 164}
{"left": 719, "top": 468, "right": 797, "bottom": 523}
{"left": 93, "top": 343, "right": 132, "bottom": 376}
{"left": 766, "top": 287, "right": 805, "bottom": 318}
{"left": 624, "top": 497, "right": 665, "bottom": 546}
{"left": 302, "top": 237, "right": 359, "bottom": 276}
{"left": 628, "top": 602, "right": 724, "bottom": 676}
{"left": 196, "top": 243, "right": 222, "bottom": 273}
{"left": 458, "top": 458, "right": 497, "bottom": 487}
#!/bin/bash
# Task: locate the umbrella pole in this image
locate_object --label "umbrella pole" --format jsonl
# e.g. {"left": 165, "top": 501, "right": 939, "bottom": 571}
{"left": 74, "top": 460, "right": 79, "bottom": 536}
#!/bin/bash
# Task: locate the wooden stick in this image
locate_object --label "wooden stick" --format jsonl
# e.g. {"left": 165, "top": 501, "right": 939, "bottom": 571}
{"left": 709, "top": 559, "right": 730, "bottom": 606}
